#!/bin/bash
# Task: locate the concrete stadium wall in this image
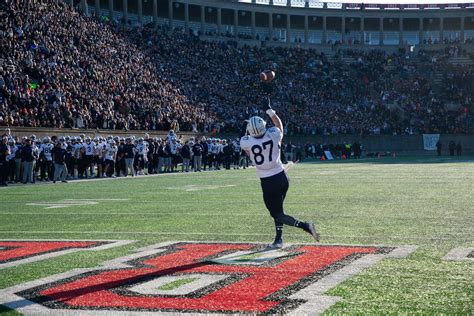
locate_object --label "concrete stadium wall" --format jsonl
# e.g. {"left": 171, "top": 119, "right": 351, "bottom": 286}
{"left": 4, "top": 127, "right": 473, "bottom": 155}
{"left": 283, "top": 134, "right": 474, "bottom": 155}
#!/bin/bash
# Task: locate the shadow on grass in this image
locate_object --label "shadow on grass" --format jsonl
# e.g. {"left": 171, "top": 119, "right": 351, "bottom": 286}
{"left": 0, "top": 304, "right": 20, "bottom": 315}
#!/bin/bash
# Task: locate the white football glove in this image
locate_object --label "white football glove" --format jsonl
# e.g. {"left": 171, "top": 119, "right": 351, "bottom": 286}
{"left": 266, "top": 97, "right": 276, "bottom": 117}
{"left": 266, "top": 108, "right": 276, "bottom": 117}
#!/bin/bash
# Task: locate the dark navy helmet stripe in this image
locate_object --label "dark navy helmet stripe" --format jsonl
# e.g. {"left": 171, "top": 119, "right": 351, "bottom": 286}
{"left": 252, "top": 117, "right": 258, "bottom": 136}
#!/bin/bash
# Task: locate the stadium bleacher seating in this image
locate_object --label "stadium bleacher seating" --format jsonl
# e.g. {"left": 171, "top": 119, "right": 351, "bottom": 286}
{"left": 1, "top": 0, "right": 473, "bottom": 135}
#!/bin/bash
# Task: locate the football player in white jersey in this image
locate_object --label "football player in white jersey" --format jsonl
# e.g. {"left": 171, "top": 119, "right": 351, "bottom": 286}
{"left": 210, "top": 139, "right": 219, "bottom": 170}
{"left": 92, "top": 137, "right": 103, "bottom": 178}
{"left": 136, "top": 138, "right": 149, "bottom": 175}
{"left": 73, "top": 137, "right": 83, "bottom": 179}
{"left": 83, "top": 137, "right": 95, "bottom": 178}
{"left": 169, "top": 138, "right": 180, "bottom": 172}
{"left": 40, "top": 136, "right": 54, "bottom": 181}
{"left": 104, "top": 140, "right": 118, "bottom": 177}
{"left": 167, "top": 130, "right": 177, "bottom": 144}
{"left": 6, "top": 138, "right": 17, "bottom": 183}
{"left": 232, "top": 138, "right": 241, "bottom": 169}
{"left": 240, "top": 102, "right": 320, "bottom": 249}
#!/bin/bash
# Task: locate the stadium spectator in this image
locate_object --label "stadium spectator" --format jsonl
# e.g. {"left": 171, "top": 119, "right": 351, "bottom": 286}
{"left": 353, "top": 141, "right": 362, "bottom": 159}
{"left": 436, "top": 140, "right": 442, "bottom": 156}
{"left": 449, "top": 140, "right": 456, "bottom": 156}
{"left": 456, "top": 142, "right": 462, "bottom": 156}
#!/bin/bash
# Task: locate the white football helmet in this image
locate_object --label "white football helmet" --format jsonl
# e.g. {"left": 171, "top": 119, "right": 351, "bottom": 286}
{"left": 246, "top": 116, "right": 267, "bottom": 137}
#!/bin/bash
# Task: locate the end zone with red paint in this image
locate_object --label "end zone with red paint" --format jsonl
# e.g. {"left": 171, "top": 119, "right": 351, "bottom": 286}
{"left": 0, "top": 240, "right": 135, "bottom": 269}
{"left": 0, "top": 241, "right": 417, "bottom": 315}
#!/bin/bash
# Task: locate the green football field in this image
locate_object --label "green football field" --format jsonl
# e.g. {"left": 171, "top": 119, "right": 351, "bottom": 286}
{"left": 0, "top": 156, "right": 473, "bottom": 314}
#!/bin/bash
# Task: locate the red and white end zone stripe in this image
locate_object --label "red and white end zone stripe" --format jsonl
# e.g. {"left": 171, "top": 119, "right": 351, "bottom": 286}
{"left": 0, "top": 240, "right": 134, "bottom": 269}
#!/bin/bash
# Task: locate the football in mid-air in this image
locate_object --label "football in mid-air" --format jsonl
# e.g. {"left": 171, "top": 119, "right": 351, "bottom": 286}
{"left": 259, "top": 70, "right": 275, "bottom": 82}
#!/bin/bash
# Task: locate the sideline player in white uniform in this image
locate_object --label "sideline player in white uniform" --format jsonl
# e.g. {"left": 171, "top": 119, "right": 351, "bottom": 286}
{"left": 40, "top": 137, "right": 54, "bottom": 181}
{"left": 104, "top": 140, "right": 118, "bottom": 177}
{"left": 136, "top": 137, "right": 149, "bottom": 175}
{"left": 240, "top": 102, "right": 320, "bottom": 249}
{"left": 83, "top": 137, "right": 95, "bottom": 178}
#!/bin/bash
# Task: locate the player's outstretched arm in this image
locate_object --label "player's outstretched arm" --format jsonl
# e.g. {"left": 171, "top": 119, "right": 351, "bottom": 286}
{"left": 266, "top": 99, "right": 283, "bottom": 137}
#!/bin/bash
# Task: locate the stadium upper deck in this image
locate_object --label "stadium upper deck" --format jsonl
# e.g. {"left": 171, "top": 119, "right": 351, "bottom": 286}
{"left": 77, "top": 0, "right": 474, "bottom": 48}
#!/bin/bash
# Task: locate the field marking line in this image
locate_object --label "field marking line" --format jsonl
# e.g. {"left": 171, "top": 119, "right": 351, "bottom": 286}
{"left": 0, "top": 168, "right": 256, "bottom": 188}
{"left": 61, "top": 199, "right": 130, "bottom": 201}
{"left": 0, "top": 231, "right": 469, "bottom": 240}
{"left": 165, "top": 184, "right": 237, "bottom": 191}
{"left": 25, "top": 199, "right": 130, "bottom": 209}
{"left": 4, "top": 199, "right": 470, "bottom": 204}
{"left": 283, "top": 160, "right": 298, "bottom": 172}
{"left": 2, "top": 212, "right": 467, "bottom": 222}
{"left": 0, "top": 240, "right": 135, "bottom": 270}
{"left": 442, "top": 247, "right": 474, "bottom": 262}
{"left": 289, "top": 245, "right": 418, "bottom": 315}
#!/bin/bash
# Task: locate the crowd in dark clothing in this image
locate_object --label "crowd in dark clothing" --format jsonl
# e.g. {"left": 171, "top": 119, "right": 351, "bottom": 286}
{"left": 1, "top": 0, "right": 215, "bottom": 133}
{"left": 1, "top": 0, "right": 473, "bottom": 137}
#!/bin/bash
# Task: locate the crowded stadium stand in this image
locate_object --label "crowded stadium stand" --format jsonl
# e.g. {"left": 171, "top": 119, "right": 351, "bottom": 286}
{"left": 2, "top": 0, "right": 473, "bottom": 137}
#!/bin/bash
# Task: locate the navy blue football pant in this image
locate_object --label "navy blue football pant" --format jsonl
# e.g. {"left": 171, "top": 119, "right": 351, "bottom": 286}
{"left": 40, "top": 160, "right": 52, "bottom": 180}
{"left": 260, "top": 171, "right": 301, "bottom": 230}
{"left": 0, "top": 161, "right": 7, "bottom": 185}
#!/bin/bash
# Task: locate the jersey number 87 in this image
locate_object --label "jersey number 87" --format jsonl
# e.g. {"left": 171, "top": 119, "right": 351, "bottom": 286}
{"left": 251, "top": 140, "right": 273, "bottom": 165}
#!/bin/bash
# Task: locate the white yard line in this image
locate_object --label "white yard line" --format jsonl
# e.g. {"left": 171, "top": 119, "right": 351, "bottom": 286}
{"left": 1, "top": 168, "right": 253, "bottom": 187}
{"left": 442, "top": 247, "right": 474, "bottom": 262}
{"left": 0, "top": 231, "right": 469, "bottom": 240}
{"left": 0, "top": 240, "right": 135, "bottom": 269}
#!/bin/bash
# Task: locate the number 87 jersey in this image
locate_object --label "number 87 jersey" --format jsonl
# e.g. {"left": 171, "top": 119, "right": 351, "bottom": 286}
{"left": 240, "top": 126, "right": 284, "bottom": 178}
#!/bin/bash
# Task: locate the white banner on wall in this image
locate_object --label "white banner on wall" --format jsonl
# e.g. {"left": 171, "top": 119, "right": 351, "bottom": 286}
{"left": 423, "top": 134, "right": 440, "bottom": 151}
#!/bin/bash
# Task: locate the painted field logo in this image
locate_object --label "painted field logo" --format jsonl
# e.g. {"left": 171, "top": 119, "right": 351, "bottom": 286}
{"left": 0, "top": 240, "right": 134, "bottom": 269}
{"left": 0, "top": 242, "right": 416, "bottom": 314}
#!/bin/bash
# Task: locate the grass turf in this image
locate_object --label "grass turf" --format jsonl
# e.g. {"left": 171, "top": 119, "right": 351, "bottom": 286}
{"left": 158, "top": 277, "right": 200, "bottom": 291}
{"left": 0, "top": 156, "right": 472, "bottom": 314}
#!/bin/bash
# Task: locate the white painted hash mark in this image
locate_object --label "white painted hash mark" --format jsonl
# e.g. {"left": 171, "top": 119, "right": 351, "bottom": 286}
{"left": 26, "top": 199, "right": 130, "bottom": 209}
{"left": 442, "top": 247, "right": 474, "bottom": 262}
{"left": 166, "top": 184, "right": 236, "bottom": 192}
